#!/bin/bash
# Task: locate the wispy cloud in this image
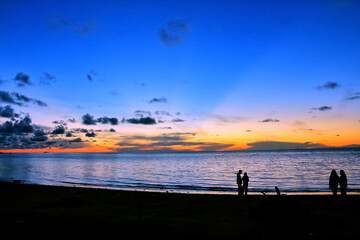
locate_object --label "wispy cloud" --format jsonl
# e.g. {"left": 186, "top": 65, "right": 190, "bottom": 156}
{"left": 246, "top": 141, "right": 325, "bottom": 150}
{"left": 39, "top": 73, "right": 56, "bottom": 85}
{"left": 206, "top": 114, "right": 245, "bottom": 123}
{"left": 46, "top": 15, "right": 96, "bottom": 37}
{"left": 149, "top": 97, "right": 167, "bottom": 103}
{"left": 114, "top": 133, "right": 233, "bottom": 152}
{"left": 87, "top": 69, "right": 96, "bottom": 81}
{"left": 259, "top": 118, "right": 280, "bottom": 123}
{"left": 311, "top": 106, "right": 332, "bottom": 111}
{"left": 158, "top": 20, "right": 190, "bottom": 47}
{"left": 0, "top": 91, "right": 47, "bottom": 107}
{"left": 344, "top": 92, "right": 360, "bottom": 100}
{"left": 171, "top": 118, "right": 186, "bottom": 122}
{"left": 316, "top": 82, "right": 340, "bottom": 90}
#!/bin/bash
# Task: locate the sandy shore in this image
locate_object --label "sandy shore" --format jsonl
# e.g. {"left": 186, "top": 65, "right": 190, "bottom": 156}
{"left": 1, "top": 181, "right": 359, "bottom": 239}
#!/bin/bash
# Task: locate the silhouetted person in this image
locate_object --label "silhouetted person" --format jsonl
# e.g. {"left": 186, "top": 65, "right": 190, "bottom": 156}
{"left": 329, "top": 170, "right": 339, "bottom": 196}
{"left": 339, "top": 170, "right": 347, "bottom": 196}
{"left": 237, "top": 170, "right": 243, "bottom": 196}
{"left": 242, "top": 172, "right": 249, "bottom": 195}
{"left": 275, "top": 186, "right": 281, "bottom": 196}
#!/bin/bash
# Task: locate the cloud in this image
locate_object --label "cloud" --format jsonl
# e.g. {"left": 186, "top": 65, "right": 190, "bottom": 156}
{"left": 0, "top": 91, "right": 47, "bottom": 107}
{"left": 12, "top": 92, "right": 47, "bottom": 107}
{"left": 0, "top": 115, "right": 33, "bottom": 134}
{"left": 68, "top": 118, "right": 76, "bottom": 123}
{"left": 149, "top": 97, "right": 167, "bottom": 103}
{"left": 316, "top": 82, "right": 340, "bottom": 90}
{"left": 97, "top": 117, "right": 119, "bottom": 125}
{"left": 171, "top": 118, "right": 186, "bottom": 122}
{"left": 46, "top": 15, "right": 96, "bottom": 37}
{"left": 259, "top": 118, "right": 280, "bottom": 123}
{"left": 14, "top": 72, "right": 31, "bottom": 87}
{"left": 114, "top": 132, "right": 233, "bottom": 152}
{"left": 30, "top": 129, "right": 48, "bottom": 142}
{"left": 246, "top": 141, "right": 326, "bottom": 150}
{"left": 82, "top": 113, "right": 97, "bottom": 125}
{"left": 158, "top": 20, "right": 190, "bottom": 47}
{"left": 109, "top": 128, "right": 116, "bottom": 132}
{"left": 159, "top": 127, "right": 172, "bottom": 129}
{"left": 69, "top": 137, "right": 82, "bottom": 142}
{"left": 0, "top": 105, "right": 19, "bottom": 118}
{"left": 82, "top": 113, "right": 119, "bottom": 125}
{"left": 344, "top": 92, "right": 360, "bottom": 101}
{"left": 311, "top": 106, "right": 332, "bottom": 111}
{"left": 65, "top": 131, "right": 74, "bottom": 137}
{"left": 134, "top": 110, "right": 152, "bottom": 117}
{"left": 39, "top": 73, "right": 56, "bottom": 85}
{"left": 114, "top": 133, "right": 233, "bottom": 152}
{"left": 87, "top": 69, "right": 96, "bottom": 81}
{"left": 85, "top": 131, "right": 96, "bottom": 137}
{"left": 126, "top": 117, "right": 156, "bottom": 125}
{"left": 155, "top": 111, "right": 171, "bottom": 116}
{"left": 52, "top": 125, "right": 66, "bottom": 134}
{"left": 52, "top": 120, "right": 67, "bottom": 125}
{"left": 206, "top": 114, "right": 245, "bottom": 123}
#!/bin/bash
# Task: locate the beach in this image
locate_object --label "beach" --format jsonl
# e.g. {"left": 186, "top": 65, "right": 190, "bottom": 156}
{"left": 1, "top": 182, "right": 359, "bottom": 239}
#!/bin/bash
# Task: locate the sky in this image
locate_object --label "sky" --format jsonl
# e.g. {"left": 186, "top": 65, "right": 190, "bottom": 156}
{"left": 1, "top": 0, "right": 360, "bottom": 152}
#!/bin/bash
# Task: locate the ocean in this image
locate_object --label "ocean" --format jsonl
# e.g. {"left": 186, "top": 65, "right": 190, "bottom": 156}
{"left": 0, "top": 149, "right": 359, "bottom": 194}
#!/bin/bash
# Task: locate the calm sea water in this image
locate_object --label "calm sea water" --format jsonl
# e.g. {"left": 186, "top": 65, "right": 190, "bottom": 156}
{"left": 0, "top": 149, "right": 359, "bottom": 194}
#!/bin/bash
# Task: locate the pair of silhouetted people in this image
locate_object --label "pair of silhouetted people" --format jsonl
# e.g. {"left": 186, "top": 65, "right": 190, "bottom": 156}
{"left": 329, "top": 169, "right": 347, "bottom": 196}
{"left": 237, "top": 170, "right": 249, "bottom": 196}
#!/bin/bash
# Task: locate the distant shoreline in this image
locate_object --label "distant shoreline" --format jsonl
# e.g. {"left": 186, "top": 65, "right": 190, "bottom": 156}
{"left": 1, "top": 147, "right": 360, "bottom": 154}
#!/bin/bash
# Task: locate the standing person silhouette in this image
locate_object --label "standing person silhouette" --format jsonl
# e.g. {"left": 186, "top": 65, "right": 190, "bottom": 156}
{"left": 242, "top": 172, "right": 249, "bottom": 196}
{"left": 236, "top": 170, "right": 243, "bottom": 196}
{"left": 339, "top": 170, "right": 348, "bottom": 196}
{"left": 329, "top": 170, "right": 339, "bottom": 196}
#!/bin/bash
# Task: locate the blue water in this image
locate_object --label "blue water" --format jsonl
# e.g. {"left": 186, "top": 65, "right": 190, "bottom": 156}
{"left": 0, "top": 149, "right": 359, "bottom": 194}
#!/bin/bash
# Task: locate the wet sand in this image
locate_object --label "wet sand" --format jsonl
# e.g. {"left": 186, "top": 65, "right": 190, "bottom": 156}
{"left": 1, "top": 181, "right": 359, "bottom": 239}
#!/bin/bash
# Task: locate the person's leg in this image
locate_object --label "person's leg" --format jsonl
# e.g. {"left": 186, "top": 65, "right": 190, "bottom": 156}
{"left": 332, "top": 187, "right": 337, "bottom": 195}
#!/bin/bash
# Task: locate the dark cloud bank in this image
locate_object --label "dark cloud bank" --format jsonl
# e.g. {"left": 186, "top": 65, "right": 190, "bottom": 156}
{"left": 0, "top": 114, "right": 93, "bottom": 150}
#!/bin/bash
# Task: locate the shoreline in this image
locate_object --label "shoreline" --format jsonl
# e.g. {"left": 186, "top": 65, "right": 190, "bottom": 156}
{"left": 1, "top": 181, "right": 360, "bottom": 238}
{"left": 2, "top": 180, "right": 359, "bottom": 196}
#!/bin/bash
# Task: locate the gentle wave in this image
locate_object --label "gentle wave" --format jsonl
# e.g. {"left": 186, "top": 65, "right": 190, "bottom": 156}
{"left": 0, "top": 149, "right": 359, "bottom": 194}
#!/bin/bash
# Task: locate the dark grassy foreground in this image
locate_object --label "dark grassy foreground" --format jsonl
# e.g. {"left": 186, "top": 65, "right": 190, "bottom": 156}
{"left": 0, "top": 182, "right": 359, "bottom": 239}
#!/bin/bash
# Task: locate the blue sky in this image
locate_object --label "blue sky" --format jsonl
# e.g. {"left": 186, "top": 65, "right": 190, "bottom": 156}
{"left": 1, "top": 0, "right": 360, "bottom": 152}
